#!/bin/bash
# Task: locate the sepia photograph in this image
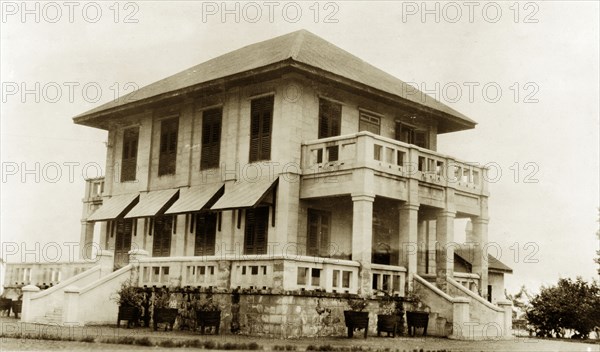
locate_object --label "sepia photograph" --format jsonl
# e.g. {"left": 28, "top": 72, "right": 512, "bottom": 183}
{"left": 1, "top": 1, "right": 599, "bottom": 351}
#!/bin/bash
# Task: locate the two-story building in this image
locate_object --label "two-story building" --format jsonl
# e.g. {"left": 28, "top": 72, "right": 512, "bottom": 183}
{"left": 10, "top": 30, "right": 513, "bottom": 338}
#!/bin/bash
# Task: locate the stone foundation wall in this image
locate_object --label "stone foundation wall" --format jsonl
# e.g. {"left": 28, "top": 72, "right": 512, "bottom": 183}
{"left": 171, "top": 290, "right": 416, "bottom": 338}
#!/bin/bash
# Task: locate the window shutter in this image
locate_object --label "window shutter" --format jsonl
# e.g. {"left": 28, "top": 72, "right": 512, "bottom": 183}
{"left": 244, "top": 207, "right": 269, "bottom": 255}
{"left": 158, "top": 117, "right": 179, "bottom": 176}
{"left": 153, "top": 216, "right": 172, "bottom": 257}
{"left": 194, "top": 213, "right": 217, "bottom": 256}
{"left": 201, "top": 108, "right": 222, "bottom": 170}
{"left": 414, "top": 131, "right": 427, "bottom": 148}
{"left": 307, "top": 211, "right": 319, "bottom": 256}
{"left": 249, "top": 96, "right": 273, "bottom": 162}
{"left": 121, "top": 128, "right": 139, "bottom": 182}
{"left": 319, "top": 213, "right": 330, "bottom": 257}
{"left": 318, "top": 99, "right": 342, "bottom": 138}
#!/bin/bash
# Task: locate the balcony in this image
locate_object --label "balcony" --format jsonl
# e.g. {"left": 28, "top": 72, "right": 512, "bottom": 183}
{"left": 301, "top": 132, "right": 488, "bottom": 215}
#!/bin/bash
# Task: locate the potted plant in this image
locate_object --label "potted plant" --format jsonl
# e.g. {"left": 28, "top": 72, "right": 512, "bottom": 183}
{"left": 152, "top": 287, "right": 179, "bottom": 331}
{"left": 113, "top": 280, "right": 143, "bottom": 328}
{"left": 376, "top": 290, "right": 401, "bottom": 337}
{"left": 404, "top": 287, "right": 430, "bottom": 337}
{"left": 194, "top": 292, "right": 222, "bottom": 334}
{"left": 343, "top": 296, "right": 369, "bottom": 338}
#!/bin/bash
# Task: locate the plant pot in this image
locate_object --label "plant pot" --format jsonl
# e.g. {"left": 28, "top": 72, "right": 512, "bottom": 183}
{"left": 343, "top": 311, "right": 369, "bottom": 338}
{"left": 11, "top": 300, "right": 22, "bottom": 319}
{"left": 117, "top": 305, "right": 140, "bottom": 328}
{"left": 153, "top": 307, "right": 178, "bottom": 331}
{"left": 406, "top": 311, "right": 429, "bottom": 336}
{"left": 377, "top": 314, "right": 398, "bottom": 337}
{"left": 196, "top": 310, "right": 221, "bottom": 334}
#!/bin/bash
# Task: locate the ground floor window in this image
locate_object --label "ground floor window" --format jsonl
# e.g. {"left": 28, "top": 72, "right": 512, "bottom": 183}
{"left": 114, "top": 218, "right": 133, "bottom": 268}
{"left": 194, "top": 212, "right": 217, "bottom": 256}
{"left": 153, "top": 215, "right": 172, "bottom": 257}
{"left": 244, "top": 207, "right": 269, "bottom": 254}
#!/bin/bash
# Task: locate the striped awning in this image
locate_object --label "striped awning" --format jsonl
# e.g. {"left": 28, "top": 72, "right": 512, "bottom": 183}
{"left": 124, "top": 189, "right": 179, "bottom": 218}
{"left": 164, "top": 184, "right": 224, "bottom": 215}
{"left": 211, "top": 178, "right": 278, "bottom": 211}
{"left": 87, "top": 194, "right": 139, "bottom": 221}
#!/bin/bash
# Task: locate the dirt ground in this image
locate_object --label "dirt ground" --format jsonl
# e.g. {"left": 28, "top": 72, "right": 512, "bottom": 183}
{"left": 1, "top": 317, "right": 598, "bottom": 352}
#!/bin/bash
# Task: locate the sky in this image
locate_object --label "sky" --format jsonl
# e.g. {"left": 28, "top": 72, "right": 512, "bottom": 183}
{"left": 1, "top": 1, "right": 599, "bottom": 294}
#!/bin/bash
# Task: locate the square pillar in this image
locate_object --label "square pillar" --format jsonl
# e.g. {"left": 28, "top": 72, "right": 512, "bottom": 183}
{"left": 469, "top": 217, "right": 489, "bottom": 298}
{"left": 351, "top": 193, "right": 374, "bottom": 295}
{"left": 436, "top": 210, "right": 455, "bottom": 292}
{"left": 79, "top": 221, "right": 95, "bottom": 260}
{"left": 417, "top": 219, "right": 427, "bottom": 275}
{"left": 399, "top": 203, "right": 419, "bottom": 290}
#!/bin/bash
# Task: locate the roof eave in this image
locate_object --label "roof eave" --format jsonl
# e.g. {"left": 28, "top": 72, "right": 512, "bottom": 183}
{"left": 73, "top": 59, "right": 477, "bottom": 133}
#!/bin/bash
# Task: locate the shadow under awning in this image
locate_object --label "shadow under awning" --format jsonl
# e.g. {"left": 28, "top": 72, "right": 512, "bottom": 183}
{"left": 87, "top": 193, "right": 139, "bottom": 222}
{"left": 124, "top": 189, "right": 180, "bottom": 219}
{"left": 164, "top": 183, "right": 224, "bottom": 215}
{"left": 210, "top": 177, "right": 278, "bottom": 211}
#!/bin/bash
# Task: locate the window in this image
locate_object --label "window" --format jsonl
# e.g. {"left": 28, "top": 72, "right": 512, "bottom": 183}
{"left": 395, "top": 121, "right": 427, "bottom": 148}
{"left": 244, "top": 207, "right": 269, "bottom": 254}
{"left": 307, "top": 209, "right": 331, "bottom": 257}
{"left": 114, "top": 219, "right": 133, "bottom": 268}
{"left": 318, "top": 98, "right": 342, "bottom": 138}
{"left": 359, "top": 110, "right": 381, "bottom": 134}
{"left": 158, "top": 117, "right": 179, "bottom": 175}
{"left": 152, "top": 215, "right": 172, "bottom": 257}
{"left": 201, "top": 108, "right": 222, "bottom": 170}
{"left": 120, "top": 128, "right": 139, "bottom": 182}
{"left": 249, "top": 96, "right": 274, "bottom": 162}
{"left": 194, "top": 213, "right": 217, "bottom": 256}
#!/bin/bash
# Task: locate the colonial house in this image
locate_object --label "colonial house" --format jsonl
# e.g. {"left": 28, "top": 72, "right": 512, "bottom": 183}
{"left": 5, "top": 30, "right": 513, "bottom": 339}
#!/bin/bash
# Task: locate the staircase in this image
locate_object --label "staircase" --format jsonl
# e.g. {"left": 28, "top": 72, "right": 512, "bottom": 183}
{"left": 413, "top": 274, "right": 512, "bottom": 340}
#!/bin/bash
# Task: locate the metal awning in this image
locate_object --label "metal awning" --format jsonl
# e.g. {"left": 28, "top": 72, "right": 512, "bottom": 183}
{"left": 210, "top": 178, "right": 278, "bottom": 211}
{"left": 124, "top": 189, "right": 179, "bottom": 218}
{"left": 87, "top": 194, "right": 139, "bottom": 222}
{"left": 164, "top": 184, "right": 224, "bottom": 215}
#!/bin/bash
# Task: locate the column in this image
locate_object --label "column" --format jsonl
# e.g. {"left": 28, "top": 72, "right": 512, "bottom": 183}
{"left": 399, "top": 203, "right": 419, "bottom": 290}
{"left": 79, "top": 221, "right": 95, "bottom": 260}
{"left": 469, "top": 217, "right": 489, "bottom": 298}
{"left": 351, "top": 193, "right": 374, "bottom": 295}
{"left": 417, "top": 219, "right": 427, "bottom": 275}
{"left": 436, "top": 210, "right": 455, "bottom": 292}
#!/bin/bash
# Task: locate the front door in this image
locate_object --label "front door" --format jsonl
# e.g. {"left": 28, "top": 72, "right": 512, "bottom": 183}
{"left": 307, "top": 209, "right": 331, "bottom": 257}
{"left": 114, "top": 218, "right": 133, "bottom": 269}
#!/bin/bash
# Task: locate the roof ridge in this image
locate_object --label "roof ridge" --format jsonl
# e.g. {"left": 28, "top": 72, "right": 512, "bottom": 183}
{"left": 288, "top": 29, "right": 306, "bottom": 59}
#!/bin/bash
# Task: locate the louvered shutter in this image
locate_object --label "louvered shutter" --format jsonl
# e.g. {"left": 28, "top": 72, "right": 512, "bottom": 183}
{"left": 249, "top": 96, "right": 273, "bottom": 162}
{"left": 307, "top": 210, "right": 319, "bottom": 256}
{"left": 201, "top": 108, "right": 222, "bottom": 170}
{"left": 159, "top": 118, "right": 179, "bottom": 175}
{"left": 318, "top": 99, "right": 342, "bottom": 138}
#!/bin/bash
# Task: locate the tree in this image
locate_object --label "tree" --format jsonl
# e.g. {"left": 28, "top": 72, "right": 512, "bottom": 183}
{"left": 526, "top": 277, "right": 600, "bottom": 338}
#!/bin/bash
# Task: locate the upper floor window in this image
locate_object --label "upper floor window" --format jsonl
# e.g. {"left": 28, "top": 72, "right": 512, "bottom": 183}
{"left": 121, "top": 127, "right": 139, "bottom": 182}
{"left": 201, "top": 108, "right": 222, "bottom": 170}
{"left": 359, "top": 110, "right": 381, "bottom": 135}
{"left": 249, "top": 96, "right": 273, "bottom": 162}
{"left": 318, "top": 98, "right": 341, "bottom": 138}
{"left": 395, "top": 121, "right": 427, "bottom": 148}
{"left": 158, "top": 117, "right": 179, "bottom": 176}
